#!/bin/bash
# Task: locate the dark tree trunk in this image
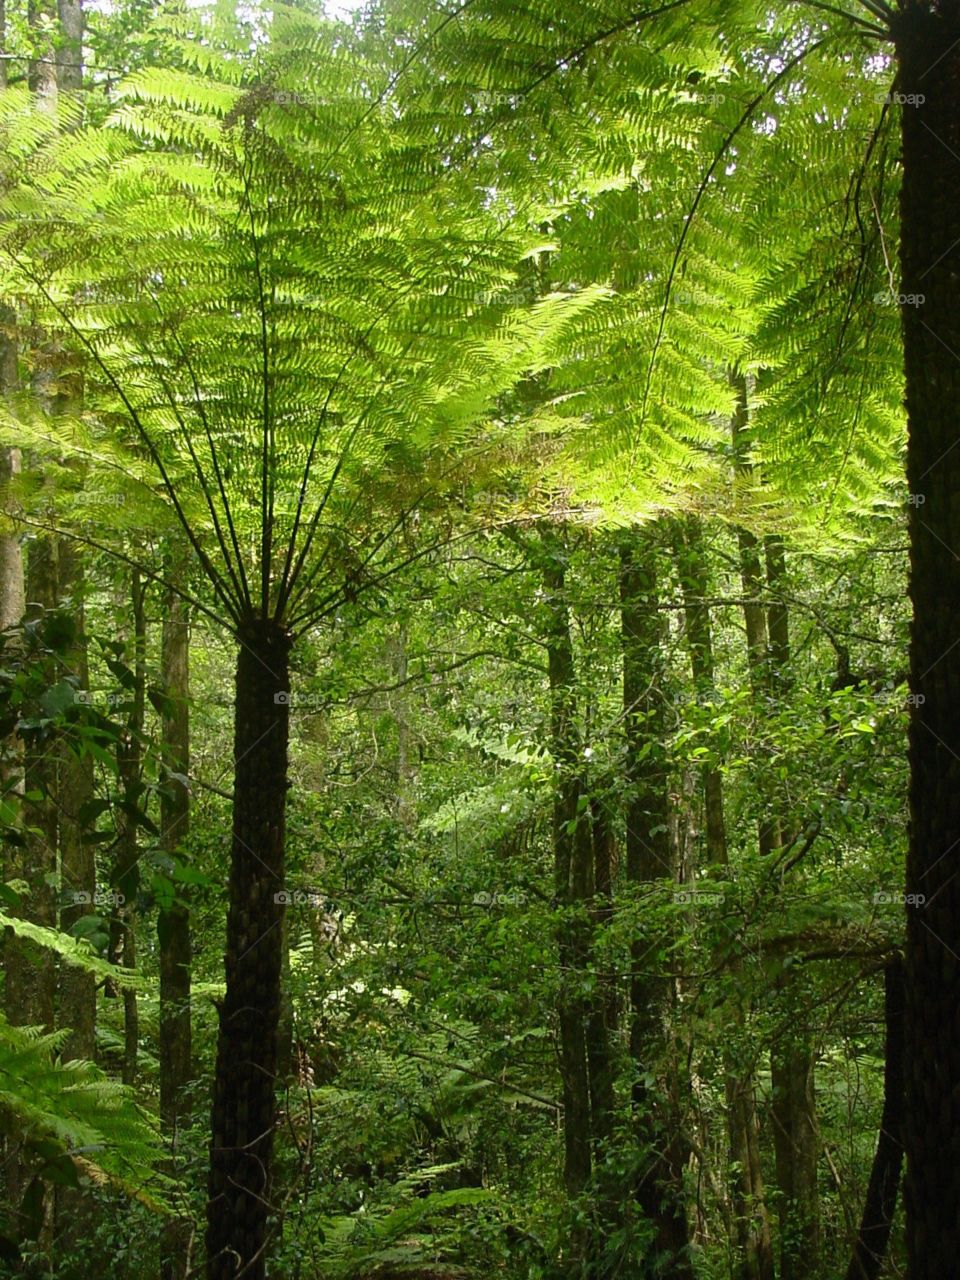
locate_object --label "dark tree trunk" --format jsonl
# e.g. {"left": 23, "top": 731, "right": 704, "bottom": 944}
{"left": 762, "top": 537, "right": 819, "bottom": 1280}
{"left": 675, "top": 516, "right": 774, "bottom": 1280}
{"left": 844, "top": 956, "right": 905, "bottom": 1280}
{"left": 770, "top": 1027, "right": 820, "bottom": 1280}
{"left": 541, "top": 538, "right": 593, "bottom": 1223}
{"left": 586, "top": 798, "right": 616, "bottom": 1161}
{"left": 6, "top": 534, "right": 58, "bottom": 1036}
{"left": 159, "top": 568, "right": 193, "bottom": 1280}
{"left": 57, "top": 539, "right": 95, "bottom": 1062}
{"left": 109, "top": 568, "right": 145, "bottom": 1086}
{"left": 4, "top": 532, "right": 57, "bottom": 1223}
{"left": 894, "top": 7, "right": 960, "bottom": 1276}
{"left": 206, "top": 619, "right": 290, "bottom": 1280}
{"left": 620, "top": 530, "right": 692, "bottom": 1278}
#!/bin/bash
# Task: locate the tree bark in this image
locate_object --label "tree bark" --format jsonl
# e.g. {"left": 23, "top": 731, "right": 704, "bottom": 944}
{"left": 159, "top": 565, "right": 193, "bottom": 1280}
{"left": 675, "top": 516, "right": 774, "bottom": 1280}
{"left": 57, "top": 538, "right": 95, "bottom": 1062}
{"left": 540, "top": 535, "right": 593, "bottom": 1230}
{"left": 770, "top": 1025, "right": 820, "bottom": 1280}
{"left": 206, "top": 619, "right": 290, "bottom": 1280}
{"left": 620, "top": 529, "right": 692, "bottom": 1278}
{"left": 6, "top": 534, "right": 59, "bottom": 1036}
{"left": 894, "top": 10, "right": 960, "bottom": 1274}
{"left": 762, "top": 535, "right": 819, "bottom": 1280}
{"left": 108, "top": 568, "right": 145, "bottom": 1086}
{"left": 844, "top": 955, "right": 905, "bottom": 1280}
{"left": 586, "top": 797, "right": 616, "bottom": 1161}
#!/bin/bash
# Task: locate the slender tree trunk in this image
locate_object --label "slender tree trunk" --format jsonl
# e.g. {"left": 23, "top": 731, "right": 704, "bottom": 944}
{"left": 4, "top": 533, "right": 57, "bottom": 1220}
{"left": 586, "top": 797, "right": 616, "bottom": 1162}
{"left": 894, "top": 7, "right": 960, "bottom": 1276}
{"left": 54, "top": 0, "right": 82, "bottom": 92}
{"left": 7, "top": 535, "right": 59, "bottom": 1035}
{"left": 206, "top": 619, "right": 290, "bottom": 1280}
{"left": 762, "top": 537, "right": 819, "bottom": 1280}
{"left": 620, "top": 529, "right": 692, "bottom": 1278}
{"left": 675, "top": 517, "right": 774, "bottom": 1280}
{"left": 770, "top": 1029, "right": 819, "bottom": 1280}
{"left": 844, "top": 956, "right": 905, "bottom": 1280}
{"left": 541, "top": 536, "right": 593, "bottom": 1247}
{"left": 109, "top": 569, "right": 145, "bottom": 1086}
{"left": 159, "top": 567, "right": 193, "bottom": 1280}
{"left": 57, "top": 540, "right": 95, "bottom": 1061}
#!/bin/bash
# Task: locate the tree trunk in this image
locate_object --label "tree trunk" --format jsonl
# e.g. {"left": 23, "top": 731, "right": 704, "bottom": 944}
{"left": 675, "top": 516, "right": 774, "bottom": 1280}
{"left": 762, "top": 536, "right": 819, "bottom": 1280}
{"left": 586, "top": 797, "right": 616, "bottom": 1162}
{"left": 770, "top": 1027, "right": 819, "bottom": 1280}
{"left": 4, "top": 533, "right": 57, "bottom": 1219}
{"left": 6, "top": 534, "right": 59, "bottom": 1035}
{"left": 620, "top": 529, "right": 692, "bottom": 1278}
{"left": 540, "top": 537, "right": 593, "bottom": 1237}
{"left": 57, "top": 539, "right": 95, "bottom": 1062}
{"left": 206, "top": 619, "right": 290, "bottom": 1280}
{"left": 844, "top": 956, "right": 905, "bottom": 1280}
{"left": 109, "top": 568, "right": 145, "bottom": 1086}
{"left": 895, "top": 7, "right": 960, "bottom": 1275}
{"left": 55, "top": 0, "right": 82, "bottom": 91}
{"left": 159, "top": 567, "right": 193, "bottom": 1280}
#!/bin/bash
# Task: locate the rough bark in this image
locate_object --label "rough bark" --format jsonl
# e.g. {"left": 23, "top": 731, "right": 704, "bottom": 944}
{"left": 57, "top": 538, "right": 95, "bottom": 1062}
{"left": 586, "top": 797, "right": 616, "bottom": 1160}
{"left": 6, "top": 534, "right": 59, "bottom": 1035}
{"left": 675, "top": 516, "right": 774, "bottom": 1280}
{"left": 762, "top": 536, "right": 819, "bottom": 1280}
{"left": 844, "top": 955, "right": 905, "bottom": 1280}
{"left": 894, "top": 9, "right": 960, "bottom": 1273}
{"left": 55, "top": 0, "right": 82, "bottom": 91}
{"left": 620, "top": 530, "right": 692, "bottom": 1278}
{"left": 206, "top": 619, "right": 290, "bottom": 1280}
{"left": 159, "top": 568, "right": 193, "bottom": 1280}
{"left": 0, "top": 307, "right": 21, "bottom": 632}
{"left": 770, "top": 1025, "right": 820, "bottom": 1280}
{"left": 4, "top": 533, "right": 58, "bottom": 1219}
{"left": 108, "top": 569, "right": 145, "bottom": 1086}
{"left": 541, "top": 536, "right": 593, "bottom": 1222}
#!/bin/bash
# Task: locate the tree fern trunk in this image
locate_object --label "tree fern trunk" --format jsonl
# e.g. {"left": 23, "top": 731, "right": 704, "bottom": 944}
{"left": 160, "top": 566, "right": 193, "bottom": 1280}
{"left": 844, "top": 955, "right": 904, "bottom": 1280}
{"left": 894, "top": 6, "right": 960, "bottom": 1274}
{"left": 206, "top": 620, "right": 290, "bottom": 1280}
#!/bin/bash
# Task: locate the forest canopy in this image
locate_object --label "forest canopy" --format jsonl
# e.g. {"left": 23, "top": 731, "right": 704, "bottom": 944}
{"left": 0, "top": 0, "right": 955, "bottom": 1278}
